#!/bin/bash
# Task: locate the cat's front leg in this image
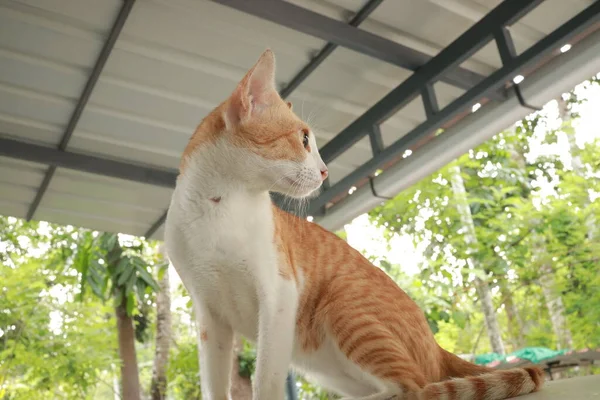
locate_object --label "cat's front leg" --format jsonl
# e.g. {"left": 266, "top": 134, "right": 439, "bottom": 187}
{"left": 253, "top": 278, "right": 299, "bottom": 400}
{"left": 195, "top": 304, "right": 234, "bottom": 400}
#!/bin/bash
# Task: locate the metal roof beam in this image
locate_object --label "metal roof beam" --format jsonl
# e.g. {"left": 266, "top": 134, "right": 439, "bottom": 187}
{"left": 0, "top": 137, "right": 177, "bottom": 188}
{"left": 25, "top": 0, "right": 136, "bottom": 221}
{"left": 309, "top": 0, "right": 600, "bottom": 214}
{"left": 145, "top": 211, "right": 168, "bottom": 239}
{"left": 213, "top": 0, "right": 501, "bottom": 95}
{"left": 318, "top": 0, "right": 543, "bottom": 165}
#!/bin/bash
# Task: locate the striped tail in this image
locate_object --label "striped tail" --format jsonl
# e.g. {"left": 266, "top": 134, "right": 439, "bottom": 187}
{"left": 411, "top": 366, "right": 545, "bottom": 400}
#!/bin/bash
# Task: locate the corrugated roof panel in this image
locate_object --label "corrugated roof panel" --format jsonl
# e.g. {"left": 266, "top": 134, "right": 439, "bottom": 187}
{"left": 36, "top": 168, "right": 172, "bottom": 236}
{"left": 134, "top": 0, "right": 328, "bottom": 69}
{"left": 0, "top": 157, "right": 47, "bottom": 219}
{"left": 67, "top": 133, "right": 181, "bottom": 169}
{"left": 0, "top": 82, "right": 73, "bottom": 135}
{"left": 49, "top": 169, "right": 172, "bottom": 210}
{"left": 74, "top": 104, "right": 190, "bottom": 159}
{"left": 0, "top": 0, "right": 595, "bottom": 237}
{"left": 150, "top": 224, "right": 165, "bottom": 241}
{"left": 13, "top": 0, "right": 122, "bottom": 32}
{"left": 0, "top": 2, "right": 106, "bottom": 68}
{"left": 0, "top": 0, "right": 122, "bottom": 148}
{"left": 40, "top": 190, "right": 159, "bottom": 224}
{"left": 0, "top": 49, "right": 87, "bottom": 100}
{"left": 0, "top": 112, "right": 63, "bottom": 146}
{"left": 513, "top": 0, "right": 595, "bottom": 55}
{"left": 36, "top": 206, "right": 152, "bottom": 237}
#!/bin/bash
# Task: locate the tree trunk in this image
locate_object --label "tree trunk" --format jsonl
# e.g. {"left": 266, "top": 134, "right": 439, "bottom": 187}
{"left": 450, "top": 165, "right": 506, "bottom": 355}
{"left": 230, "top": 336, "right": 252, "bottom": 399}
{"left": 116, "top": 301, "right": 141, "bottom": 400}
{"left": 475, "top": 279, "right": 506, "bottom": 355}
{"left": 150, "top": 267, "right": 172, "bottom": 400}
{"left": 538, "top": 262, "right": 573, "bottom": 350}
{"left": 499, "top": 280, "right": 526, "bottom": 349}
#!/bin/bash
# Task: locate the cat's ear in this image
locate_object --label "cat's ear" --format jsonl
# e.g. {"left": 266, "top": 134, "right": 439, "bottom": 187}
{"left": 225, "top": 49, "right": 277, "bottom": 127}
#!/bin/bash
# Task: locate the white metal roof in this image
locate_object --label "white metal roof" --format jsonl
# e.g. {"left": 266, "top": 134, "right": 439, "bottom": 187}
{"left": 0, "top": 0, "right": 597, "bottom": 238}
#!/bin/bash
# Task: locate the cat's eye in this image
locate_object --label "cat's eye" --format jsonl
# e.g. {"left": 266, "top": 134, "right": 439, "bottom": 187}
{"left": 302, "top": 130, "right": 310, "bottom": 150}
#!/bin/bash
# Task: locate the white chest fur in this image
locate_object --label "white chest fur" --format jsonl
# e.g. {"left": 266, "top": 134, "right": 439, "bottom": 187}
{"left": 164, "top": 179, "right": 284, "bottom": 341}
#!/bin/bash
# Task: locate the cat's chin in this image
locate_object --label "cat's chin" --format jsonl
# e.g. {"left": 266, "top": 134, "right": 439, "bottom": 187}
{"left": 272, "top": 181, "right": 322, "bottom": 200}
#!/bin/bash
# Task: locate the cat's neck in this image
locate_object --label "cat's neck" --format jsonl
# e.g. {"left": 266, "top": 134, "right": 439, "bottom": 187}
{"left": 175, "top": 148, "right": 272, "bottom": 214}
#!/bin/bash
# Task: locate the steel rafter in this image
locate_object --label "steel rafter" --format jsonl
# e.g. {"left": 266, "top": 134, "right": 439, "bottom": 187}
{"left": 213, "top": 0, "right": 504, "bottom": 99}
{"left": 24, "top": 0, "right": 136, "bottom": 221}
{"left": 308, "top": 0, "right": 600, "bottom": 215}
{"left": 0, "top": 137, "right": 177, "bottom": 188}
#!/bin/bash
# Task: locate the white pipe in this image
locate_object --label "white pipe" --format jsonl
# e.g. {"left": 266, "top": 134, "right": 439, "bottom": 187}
{"left": 316, "top": 28, "right": 600, "bottom": 232}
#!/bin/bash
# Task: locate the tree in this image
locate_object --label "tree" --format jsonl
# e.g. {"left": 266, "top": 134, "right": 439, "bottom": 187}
{"left": 71, "top": 232, "right": 160, "bottom": 400}
{"left": 0, "top": 219, "right": 118, "bottom": 399}
{"left": 150, "top": 246, "right": 172, "bottom": 400}
{"left": 369, "top": 76, "right": 600, "bottom": 357}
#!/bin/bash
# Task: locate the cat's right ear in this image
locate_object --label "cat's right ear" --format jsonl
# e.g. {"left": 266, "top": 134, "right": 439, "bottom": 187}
{"left": 225, "top": 49, "right": 278, "bottom": 129}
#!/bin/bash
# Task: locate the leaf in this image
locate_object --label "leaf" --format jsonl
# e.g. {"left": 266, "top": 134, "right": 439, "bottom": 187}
{"left": 113, "top": 288, "right": 123, "bottom": 308}
{"left": 116, "top": 262, "right": 135, "bottom": 286}
{"left": 379, "top": 259, "right": 392, "bottom": 272}
{"left": 469, "top": 197, "right": 495, "bottom": 206}
{"left": 136, "top": 280, "right": 146, "bottom": 302}
{"left": 439, "top": 311, "right": 450, "bottom": 322}
{"left": 452, "top": 311, "right": 468, "bottom": 329}
{"left": 87, "top": 276, "right": 105, "bottom": 300}
{"left": 125, "top": 271, "right": 136, "bottom": 296}
{"left": 427, "top": 319, "right": 439, "bottom": 334}
{"left": 157, "top": 263, "right": 167, "bottom": 281}
{"left": 126, "top": 292, "right": 136, "bottom": 316}
{"left": 114, "top": 258, "right": 129, "bottom": 280}
{"left": 136, "top": 264, "right": 159, "bottom": 292}
{"left": 105, "top": 234, "right": 118, "bottom": 252}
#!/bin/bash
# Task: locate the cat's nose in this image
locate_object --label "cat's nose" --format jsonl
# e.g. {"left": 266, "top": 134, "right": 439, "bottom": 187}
{"left": 320, "top": 168, "right": 328, "bottom": 180}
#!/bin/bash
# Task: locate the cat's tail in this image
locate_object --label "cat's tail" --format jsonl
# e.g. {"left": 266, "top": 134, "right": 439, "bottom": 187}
{"left": 408, "top": 350, "right": 545, "bottom": 400}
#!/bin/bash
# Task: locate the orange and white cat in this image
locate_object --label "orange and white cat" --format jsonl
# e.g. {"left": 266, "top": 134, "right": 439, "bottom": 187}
{"left": 164, "top": 50, "right": 544, "bottom": 400}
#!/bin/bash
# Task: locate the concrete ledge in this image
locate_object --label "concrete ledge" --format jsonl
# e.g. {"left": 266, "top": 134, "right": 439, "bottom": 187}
{"left": 515, "top": 375, "right": 600, "bottom": 399}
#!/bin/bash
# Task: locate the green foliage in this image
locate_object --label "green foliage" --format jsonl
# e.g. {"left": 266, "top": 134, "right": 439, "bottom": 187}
{"left": 0, "top": 219, "right": 165, "bottom": 399}
{"left": 1, "top": 249, "right": 117, "bottom": 399}
{"left": 369, "top": 80, "right": 600, "bottom": 356}
{"left": 238, "top": 338, "right": 257, "bottom": 378}
{"left": 167, "top": 340, "right": 201, "bottom": 400}
{"left": 70, "top": 232, "right": 159, "bottom": 318}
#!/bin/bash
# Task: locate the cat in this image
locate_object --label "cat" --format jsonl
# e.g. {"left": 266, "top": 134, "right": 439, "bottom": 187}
{"left": 164, "top": 49, "right": 544, "bottom": 400}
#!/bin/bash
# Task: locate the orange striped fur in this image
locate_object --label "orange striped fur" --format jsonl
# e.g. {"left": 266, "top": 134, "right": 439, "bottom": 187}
{"left": 166, "top": 49, "right": 545, "bottom": 400}
{"left": 274, "top": 208, "right": 544, "bottom": 399}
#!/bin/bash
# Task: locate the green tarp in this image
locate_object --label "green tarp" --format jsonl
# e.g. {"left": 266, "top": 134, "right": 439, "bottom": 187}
{"left": 475, "top": 347, "right": 569, "bottom": 365}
